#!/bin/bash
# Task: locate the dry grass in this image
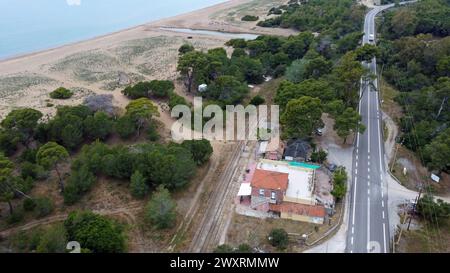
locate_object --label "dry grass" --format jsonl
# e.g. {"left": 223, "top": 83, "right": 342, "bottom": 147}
{"left": 396, "top": 218, "right": 450, "bottom": 253}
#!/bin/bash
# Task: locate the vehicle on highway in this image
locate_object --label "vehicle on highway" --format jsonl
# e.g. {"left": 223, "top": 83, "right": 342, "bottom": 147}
{"left": 315, "top": 128, "right": 324, "bottom": 136}
{"left": 368, "top": 34, "right": 375, "bottom": 43}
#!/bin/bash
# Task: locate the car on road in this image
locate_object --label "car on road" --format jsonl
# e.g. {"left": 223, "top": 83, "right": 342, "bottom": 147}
{"left": 368, "top": 34, "right": 375, "bottom": 43}
{"left": 327, "top": 164, "right": 337, "bottom": 173}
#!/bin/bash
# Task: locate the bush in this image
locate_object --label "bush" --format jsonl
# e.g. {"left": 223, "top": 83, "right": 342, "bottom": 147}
{"left": 249, "top": 95, "right": 266, "bottom": 106}
{"left": 268, "top": 228, "right": 289, "bottom": 250}
{"left": 50, "top": 87, "right": 73, "bottom": 99}
{"left": 130, "top": 170, "right": 149, "bottom": 199}
{"left": 23, "top": 198, "right": 37, "bottom": 212}
{"left": 115, "top": 114, "right": 137, "bottom": 139}
{"left": 214, "top": 244, "right": 234, "bottom": 253}
{"left": 34, "top": 197, "right": 54, "bottom": 218}
{"left": 145, "top": 186, "right": 177, "bottom": 229}
{"left": 36, "top": 224, "right": 68, "bottom": 253}
{"left": 179, "top": 44, "right": 195, "bottom": 55}
{"left": 65, "top": 210, "right": 125, "bottom": 253}
{"left": 331, "top": 166, "right": 347, "bottom": 200}
{"left": 169, "top": 92, "right": 189, "bottom": 110}
{"left": 311, "top": 149, "right": 328, "bottom": 164}
{"left": 181, "top": 139, "right": 213, "bottom": 166}
{"left": 7, "top": 210, "right": 25, "bottom": 225}
{"left": 21, "top": 162, "right": 48, "bottom": 180}
{"left": 241, "top": 15, "right": 259, "bottom": 21}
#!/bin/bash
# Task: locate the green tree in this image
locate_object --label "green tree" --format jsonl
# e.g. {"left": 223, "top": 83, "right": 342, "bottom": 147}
{"left": 355, "top": 44, "right": 381, "bottom": 62}
{"left": 0, "top": 153, "right": 15, "bottom": 215}
{"left": 334, "top": 107, "right": 366, "bottom": 144}
{"left": 145, "top": 186, "right": 177, "bottom": 229}
{"left": 424, "top": 128, "right": 450, "bottom": 172}
{"left": 281, "top": 96, "right": 323, "bottom": 138}
{"left": 304, "top": 56, "right": 333, "bottom": 79}
{"left": 64, "top": 210, "right": 125, "bottom": 253}
{"left": 206, "top": 75, "right": 249, "bottom": 105}
{"left": 181, "top": 139, "right": 213, "bottom": 166}
{"left": 416, "top": 195, "right": 450, "bottom": 225}
{"left": 249, "top": 95, "right": 266, "bottom": 106}
{"left": 1, "top": 108, "right": 43, "bottom": 147}
{"left": 115, "top": 114, "right": 137, "bottom": 139}
{"left": 125, "top": 98, "right": 159, "bottom": 136}
{"left": 148, "top": 80, "right": 175, "bottom": 98}
{"left": 268, "top": 228, "right": 289, "bottom": 250}
{"left": 83, "top": 111, "right": 114, "bottom": 140}
{"left": 64, "top": 165, "right": 96, "bottom": 205}
{"left": 177, "top": 51, "right": 209, "bottom": 93}
{"left": 36, "top": 142, "right": 69, "bottom": 192}
{"left": 331, "top": 166, "right": 348, "bottom": 200}
{"left": 333, "top": 52, "right": 365, "bottom": 107}
{"left": 130, "top": 170, "right": 149, "bottom": 199}
{"left": 285, "top": 59, "right": 309, "bottom": 83}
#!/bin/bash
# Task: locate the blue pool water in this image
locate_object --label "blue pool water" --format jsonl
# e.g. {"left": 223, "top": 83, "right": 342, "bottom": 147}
{"left": 287, "top": 161, "right": 321, "bottom": 170}
{"left": 0, "top": 0, "right": 226, "bottom": 59}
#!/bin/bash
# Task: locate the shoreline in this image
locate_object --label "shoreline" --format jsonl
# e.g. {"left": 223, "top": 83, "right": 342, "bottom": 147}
{"left": 0, "top": 0, "right": 233, "bottom": 64}
{"left": 0, "top": 0, "right": 290, "bottom": 119}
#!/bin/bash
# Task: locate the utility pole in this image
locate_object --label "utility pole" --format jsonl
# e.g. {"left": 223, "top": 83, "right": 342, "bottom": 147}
{"left": 407, "top": 186, "right": 423, "bottom": 231}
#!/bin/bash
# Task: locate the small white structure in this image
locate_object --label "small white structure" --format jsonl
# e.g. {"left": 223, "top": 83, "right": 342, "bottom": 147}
{"left": 431, "top": 173, "right": 440, "bottom": 183}
{"left": 238, "top": 183, "right": 252, "bottom": 196}
{"left": 198, "top": 84, "right": 208, "bottom": 93}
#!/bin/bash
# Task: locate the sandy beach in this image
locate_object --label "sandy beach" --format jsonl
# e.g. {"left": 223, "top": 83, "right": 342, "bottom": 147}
{"left": 0, "top": 0, "right": 293, "bottom": 123}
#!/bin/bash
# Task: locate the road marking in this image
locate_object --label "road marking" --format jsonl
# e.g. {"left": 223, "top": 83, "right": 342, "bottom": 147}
{"left": 368, "top": 174, "right": 370, "bottom": 180}
{"left": 367, "top": 196, "right": 371, "bottom": 251}
{"left": 368, "top": 83, "right": 371, "bottom": 155}
{"left": 382, "top": 211, "right": 385, "bottom": 219}
{"left": 356, "top": 161, "right": 358, "bottom": 168}
{"left": 368, "top": 189, "right": 370, "bottom": 195}
{"left": 382, "top": 200, "right": 385, "bottom": 207}
{"left": 352, "top": 176, "right": 357, "bottom": 226}
{"left": 383, "top": 223, "right": 387, "bottom": 253}
{"left": 355, "top": 169, "right": 358, "bottom": 175}
{"left": 381, "top": 190, "right": 384, "bottom": 198}
{"left": 351, "top": 237, "right": 354, "bottom": 245}
{"left": 352, "top": 227, "right": 354, "bottom": 234}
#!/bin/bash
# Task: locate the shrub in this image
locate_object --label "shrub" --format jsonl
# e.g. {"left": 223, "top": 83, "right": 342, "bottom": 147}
{"left": 23, "top": 198, "right": 36, "bottom": 212}
{"left": 214, "top": 244, "right": 234, "bottom": 253}
{"left": 179, "top": 44, "right": 195, "bottom": 55}
{"left": 169, "top": 92, "right": 189, "bottom": 110}
{"left": 34, "top": 197, "right": 54, "bottom": 218}
{"left": 181, "top": 139, "right": 213, "bottom": 166}
{"left": 21, "top": 162, "right": 48, "bottom": 180}
{"left": 145, "top": 186, "right": 177, "bottom": 229}
{"left": 268, "top": 228, "right": 288, "bottom": 250}
{"left": 50, "top": 87, "right": 73, "bottom": 99}
{"left": 65, "top": 210, "right": 125, "bottom": 253}
{"left": 36, "top": 224, "right": 68, "bottom": 253}
{"left": 241, "top": 15, "right": 259, "bottom": 21}
{"left": 130, "top": 170, "right": 149, "bottom": 199}
{"left": 249, "top": 95, "right": 266, "bottom": 106}
{"left": 311, "top": 149, "right": 328, "bottom": 164}
{"left": 7, "top": 210, "right": 25, "bottom": 225}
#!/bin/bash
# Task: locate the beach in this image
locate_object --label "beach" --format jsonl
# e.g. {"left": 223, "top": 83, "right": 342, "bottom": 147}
{"left": 0, "top": 0, "right": 293, "bottom": 124}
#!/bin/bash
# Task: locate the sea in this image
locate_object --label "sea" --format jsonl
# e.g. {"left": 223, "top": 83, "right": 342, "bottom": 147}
{"left": 0, "top": 0, "right": 227, "bottom": 60}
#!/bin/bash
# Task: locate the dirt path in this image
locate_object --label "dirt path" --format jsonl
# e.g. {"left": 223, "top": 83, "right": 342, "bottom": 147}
{"left": 0, "top": 202, "right": 142, "bottom": 239}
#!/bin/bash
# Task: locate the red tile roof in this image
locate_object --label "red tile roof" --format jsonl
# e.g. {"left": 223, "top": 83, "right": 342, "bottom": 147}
{"left": 251, "top": 169, "right": 289, "bottom": 191}
{"left": 270, "top": 202, "right": 326, "bottom": 218}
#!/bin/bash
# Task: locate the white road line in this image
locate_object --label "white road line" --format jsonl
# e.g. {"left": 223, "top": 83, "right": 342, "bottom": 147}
{"left": 382, "top": 211, "right": 385, "bottom": 219}
{"left": 355, "top": 169, "right": 358, "bottom": 175}
{"left": 351, "top": 237, "right": 354, "bottom": 245}
{"left": 352, "top": 176, "right": 357, "bottom": 226}
{"left": 352, "top": 227, "right": 355, "bottom": 234}
{"left": 383, "top": 223, "right": 387, "bottom": 253}
{"left": 356, "top": 161, "right": 358, "bottom": 168}
{"left": 381, "top": 190, "right": 384, "bottom": 198}
{"left": 382, "top": 200, "right": 385, "bottom": 207}
{"left": 368, "top": 78, "right": 371, "bottom": 155}
{"left": 367, "top": 196, "right": 371, "bottom": 251}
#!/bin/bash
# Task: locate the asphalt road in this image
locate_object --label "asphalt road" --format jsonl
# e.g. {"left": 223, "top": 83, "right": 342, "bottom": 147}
{"left": 346, "top": 4, "right": 394, "bottom": 253}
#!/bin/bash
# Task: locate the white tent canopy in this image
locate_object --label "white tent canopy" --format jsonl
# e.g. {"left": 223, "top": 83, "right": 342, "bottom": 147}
{"left": 237, "top": 183, "right": 252, "bottom": 196}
